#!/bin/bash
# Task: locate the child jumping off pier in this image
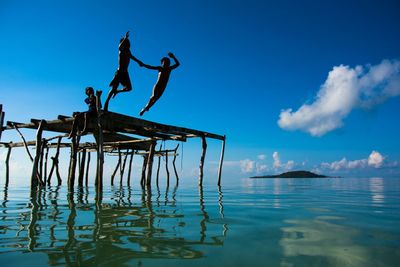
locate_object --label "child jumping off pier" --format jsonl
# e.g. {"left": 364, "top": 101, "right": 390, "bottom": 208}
{"left": 104, "top": 31, "right": 143, "bottom": 111}
{"left": 139, "top": 52, "right": 180, "bottom": 116}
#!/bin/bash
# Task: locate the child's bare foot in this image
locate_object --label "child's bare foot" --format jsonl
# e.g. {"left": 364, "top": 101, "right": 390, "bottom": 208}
{"left": 139, "top": 108, "right": 147, "bottom": 116}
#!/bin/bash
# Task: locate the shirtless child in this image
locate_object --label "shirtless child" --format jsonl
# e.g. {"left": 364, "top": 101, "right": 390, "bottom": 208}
{"left": 68, "top": 87, "right": 97, "bottom": 138}
{"left": 104, "top": 31, "right": 143, "bottom": 111}
{"left": 139, "top": 52, "right": 180, "bottom": 116}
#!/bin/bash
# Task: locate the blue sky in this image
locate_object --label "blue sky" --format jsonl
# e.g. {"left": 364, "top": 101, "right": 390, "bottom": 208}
{"left": 1, "top": 0, "right": 400, "bottom": 184}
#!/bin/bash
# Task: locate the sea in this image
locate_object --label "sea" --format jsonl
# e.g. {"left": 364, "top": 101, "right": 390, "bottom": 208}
{"left": 0, "top": 177, "right": 399, "bottom": 266}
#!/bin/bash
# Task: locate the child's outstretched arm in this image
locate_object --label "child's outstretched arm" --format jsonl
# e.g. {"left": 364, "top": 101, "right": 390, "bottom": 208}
{"left": 168, "top": 52, "right": 180, "bottom": 70}
{"left": 129, "top": 52, "right": 144, "bottom": 66}
{"left": 140, "top": 62, "right": 161, "bottom": 71}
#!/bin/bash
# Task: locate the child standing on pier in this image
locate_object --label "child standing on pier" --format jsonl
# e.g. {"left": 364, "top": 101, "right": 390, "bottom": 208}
{"left": 104, "top": 31, "right": 143, "bottom": 111}
{"left": 139, "top": 52, "right": 180, "bottom": 116}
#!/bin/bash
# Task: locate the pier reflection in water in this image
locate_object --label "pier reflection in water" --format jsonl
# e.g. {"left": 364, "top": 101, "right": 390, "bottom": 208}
{"left": 0, "top": 184, "right": 228, "bottom": 266}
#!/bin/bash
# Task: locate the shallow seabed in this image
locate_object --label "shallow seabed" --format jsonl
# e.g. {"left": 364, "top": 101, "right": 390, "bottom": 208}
{"left": 0, "top": 177, "right": 399, "bottom": 267}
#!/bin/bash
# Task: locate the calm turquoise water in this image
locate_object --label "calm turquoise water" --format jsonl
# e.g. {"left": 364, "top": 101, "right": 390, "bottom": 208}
{"left": 0, "top": 177, "right": 399, "bottom": 266}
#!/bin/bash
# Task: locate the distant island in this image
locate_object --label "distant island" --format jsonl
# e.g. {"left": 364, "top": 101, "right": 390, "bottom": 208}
{"left": 250, "top": 170, "right": 330, "bottom": 178}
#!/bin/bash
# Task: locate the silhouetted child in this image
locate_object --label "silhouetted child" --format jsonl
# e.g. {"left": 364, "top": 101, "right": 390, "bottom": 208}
{"left": 104, "top": 31, "right": 143, "bottom": 111}
{"left": 139, "top": 52, "right": 180, "bottom": 116}
{"left": 68, "top": 87, "right": 97, "bottom": 138}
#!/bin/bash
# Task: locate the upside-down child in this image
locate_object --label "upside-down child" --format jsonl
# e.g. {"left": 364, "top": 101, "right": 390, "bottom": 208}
{"left": 104, "top": 31, "right": 143, "bottom": 111}
{"left": 139, "top": 52, "right": 180, "bottom": 116}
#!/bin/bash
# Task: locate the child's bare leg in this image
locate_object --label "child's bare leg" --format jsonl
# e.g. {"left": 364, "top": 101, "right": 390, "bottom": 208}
{"left": 104, "top": 84, "right": 118, "bottom": 111}
{"left": 68, "top": 113, "right": 82, "bottom": 138}
{"left": 80, "top": 113, "right": 89, "bottom": 135}
{"left": 140, "top": 96, "right": 157, "bottom": 116}
{"left": 113, "top": 84, "right": 132, "bottom": 97}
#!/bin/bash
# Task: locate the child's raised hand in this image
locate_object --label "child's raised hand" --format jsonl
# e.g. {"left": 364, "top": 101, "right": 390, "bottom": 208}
{"left": 168, "top": 52, "right": 174, "bottom": 58}
{"left": 125, "top": 31, "right": 130, "bottom": 38}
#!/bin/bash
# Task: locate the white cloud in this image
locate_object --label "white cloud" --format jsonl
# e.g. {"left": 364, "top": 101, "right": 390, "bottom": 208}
{"left": 240, "top": 159, "right": 255, "bottom": 173}
{"left": 257, "top": 154, "right": 266, "bottom": 160}
{"left": 368, "top": 151, "right": 384, "bottom": 168}
{"left": 321, "top": 151, "right": 385, "bottom": 171}
{"left": 286, "top": 160, "right": 295, "bottom": 170}
{"left": 273, "top": 152, "right": 281, "bottom": 168}
{"left": 278, "top": 59, "right": 400, "bottom": 136}
{"left": 256, "top": 163, "right": 268, "bottom": 173}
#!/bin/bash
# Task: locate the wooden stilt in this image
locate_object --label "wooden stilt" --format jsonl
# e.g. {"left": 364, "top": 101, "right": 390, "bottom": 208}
{"left": 0, "top": 105, "right": 4, "bottom": 141}
{"left": 172, "top": 144, "right": 180, "bottom": 184}
{"left": 13, "top": 124, "right": 34, "bottom": 162}
{"left": 85, "top": 152, "right": 91, "bottom": 187}
{"left": 39, "top": 139, "right": 46, "bottom": 182}
{"left": 199, "top": 135, "right": 207, "bottom": 186}
{"left": 127, "top": 150, "right": 134, "bottom": 186}
{"left": 146, "top": 141, "right": 156, "bottom": 187}
{"left": 67, "top": 136, "right": 79, "bottom": 191}
{"left": 217, "top": 135, "right": 226, "bottom": 186}
{"left": 31, "top": 120, "right": 46, "bottom": 188}
{"left": 118, "top": 148, "right": 123, "bottom": 178}
{"left": 156, "top": 144, "right": 162, "bottom": 186}
{"left": 111, "top": 159, "right": 121, "bottom": 186}
{"left": 48, "top": 136, "right": 62, "bottom": 186}
{"left": 44, "top": 145, "right": 49, "bottom": 184}
{"left": 5, "top": 144, "right": 12, "bottom": 186}
{"left": 78, "top": 148, "right": 86, "bottom": 187}
{"left": 165, "top": 149, "right": 170, "bottom": 186}
{"left": 141, "top": 155, "right": 148, "bottom": 188}
{"left": 120, "top": 151, "right": 128, "bottom": 186}
{"left": 95, "top": 91, "right": 104, "bottom": 191}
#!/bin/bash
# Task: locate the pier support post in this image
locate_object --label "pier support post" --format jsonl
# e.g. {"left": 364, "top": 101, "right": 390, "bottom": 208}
{"left": 111, "top": 158, "right": 121, "bottom": 186}
{"left": 127, "top": 150, "right": 134, "bottom": 186}
{"left": 165, "top": 149, "right": 170, "bottom": 186}
{"left": 95, "top": 91, "right": 104, "bottom": 191}
{"left": 31, "top": 120, "right": 45, "bottom": 188}
{"left": 199, "top": 135, "right": 207, "bottom": 186}
{"left": 48, "top": 136, "right": 62, "bottom": 186}
{"left": 0, "top": 105, "right": 4, "bottom": 141}
{"left": 44, "top": 145, "right": 49, "bottom": 184}
{"left": 156, "top": 144, "right": 162, "bottom": 186}
{"left": 217, "top": 135, "right": 226, "bottom": 186}
{"left": 5, "top": 144, "right": 12, "bottom": 186}
{"left": 78, "top": 148, "right": 86, "bottom": 187}
{"left": 68, "top": 136, "right": 79, "bottom": 191}
{"left": 146, "top": 140, "right": 156, "bottom": 187}
{"left": 173, "top": 144, "right": 180, "bottom": 185}
{"left": 85, "top": 152, "right": 91, "bottom": 187}
{"left": 141, "top": 155, "right": 148, "bottom": 188}
{"left": 120, "top": 151, "right": 128, "bottom": 186}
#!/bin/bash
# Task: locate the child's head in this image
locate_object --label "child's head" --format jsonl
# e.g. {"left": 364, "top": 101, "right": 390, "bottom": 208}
{"left": 85, "top": 87, "right": 94, "bottom": 96}
{"left": 161, "top": 57, "right": 170, "bottom": 67}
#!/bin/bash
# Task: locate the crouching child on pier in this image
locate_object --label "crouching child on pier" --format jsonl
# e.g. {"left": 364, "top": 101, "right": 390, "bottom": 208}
{"left": 68, "top": 87, "right": 98, "bottom": 138}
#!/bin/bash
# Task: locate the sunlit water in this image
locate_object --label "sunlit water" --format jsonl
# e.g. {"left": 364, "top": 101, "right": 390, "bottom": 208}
{"left": 0, "top": 177, "right": 399, "bottom": 266}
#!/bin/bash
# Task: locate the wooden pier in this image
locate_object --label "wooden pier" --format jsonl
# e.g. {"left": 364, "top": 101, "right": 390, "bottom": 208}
{"left": 0, "top": 97, "right": 226, "bottom": 190}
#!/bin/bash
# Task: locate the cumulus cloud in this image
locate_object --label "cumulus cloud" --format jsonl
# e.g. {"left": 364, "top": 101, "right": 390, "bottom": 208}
{"left": 368, "top": 151, "right": 384, "bottom": 168}
{"left": 258, "top": 154, "right": 266, "bottom": 160}
{"left": 278, "top": 59, "right": 400, "bottom": 136}
{"left": 286, "top": 160, "right": 295, "bottom": 170}
{"left": 256, "top": 163, "right": 268, "bottom": 173}
{"left": 273, "top": 152, "right": 281, "bottom": 168}
{"left": 240, "top": 159, "right": 255, "bottom": 173}
{"left": 321, "top": 151, "right": 385, "bottom": 171}
{"left": 272, "top": 152, "right": 295, "bottom": 170}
